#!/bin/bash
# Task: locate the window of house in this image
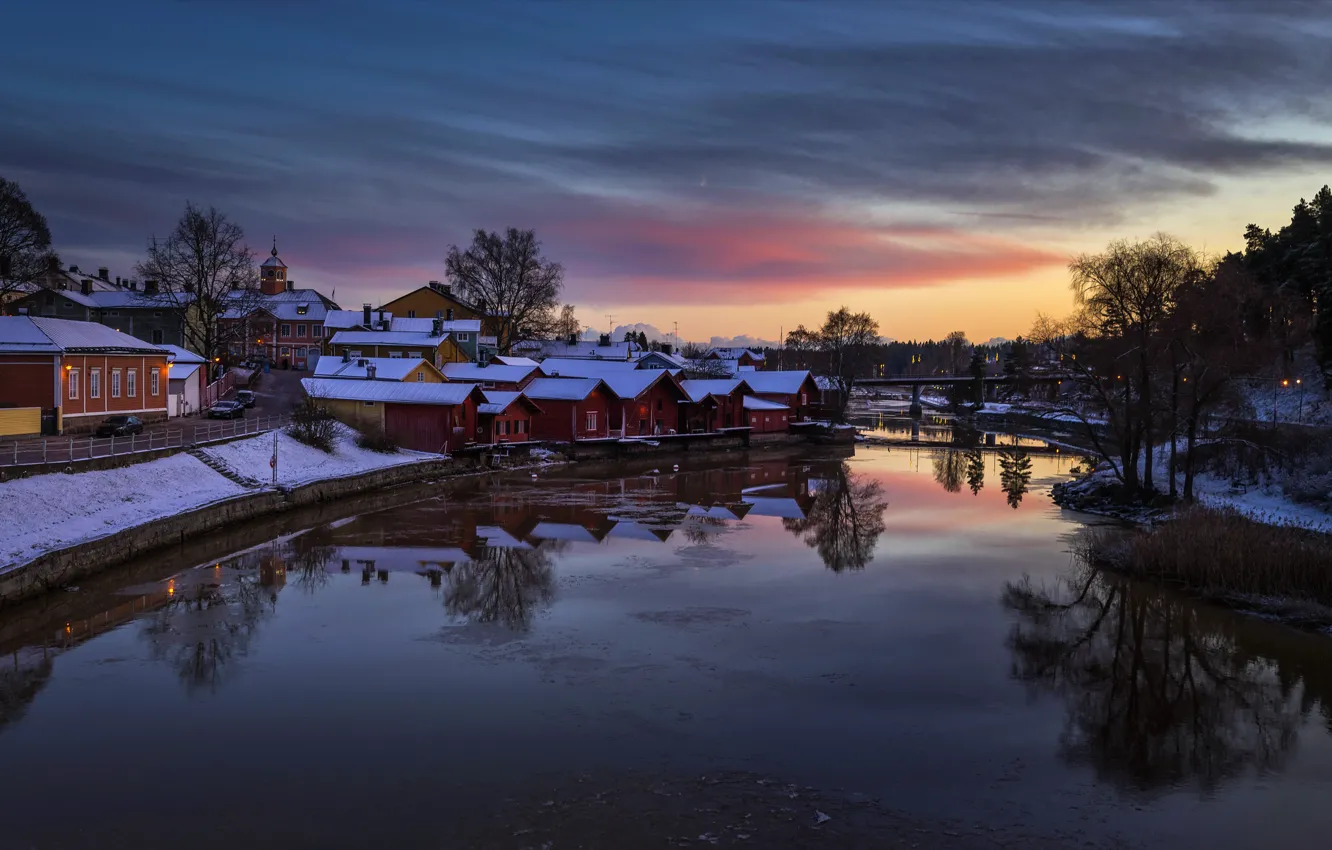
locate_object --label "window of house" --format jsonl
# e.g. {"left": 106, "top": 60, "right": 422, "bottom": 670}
{"left": 407, "top": 310, "right": 417, "bottom": 319}
{"left": 127, "top": 369, "right": 137, "bottom": 397}
{"left": 388, "top": 351, "right": 403, "bottom": 358}
{"left": 406, "top": 351, "right": 420, "bottom": 359}
{"left": 515, "top": 420, "right": 525, "bottom": 434}
{"left": 296, "top": 305, "right": 308, "bottom": 315}
{"left": 456, "top": 333, "right": 470, "bottom": 342}
{"left": 69, "top": 368, "right": 80, "bottom": 400}
{"left": 152, "top": 329, "right": 164, "bottom": 344}
{"left": 363, "top": 401, "right": 376, "bottom": 407}
{"left": 800, "top": 393, "right": 807, "bottom": 405}
{"left": 108, "top": 310, "right": 119, "bottom": 317}
{"left": 111, "top": 369, "right": 121, "bottom": 398}
{"left": 63, "top": 300, "right": 72, "bottom": 308}
{"left": 153, "top": 311, "right": 162, "bottom": 317}
{"left": 150, "top": 369, "right": 160, "bottom": 396}
{"left": 416, "top": 371, "right": 425, "bottom": 382}
{"left": 296, "top": 324, "right": 307, "bottom": 337}
{"left": 313, "top": 325, "right": 324, "bottom": 338}
{"left": 280, "top": 323, "right": 291, "bottom": 336}
{"left": 280, "top": 347, "right": 290, "bottom": 356}
{"left": 446, "top": 309, "right": 455, "bottom": 321}
{"left": 89, "top": 369, "right": 101, "bottom": 398}
{"left": 585, "top": 411, "right": 598, "bottom": 431}
{"left": 348, "top": 350, "right": 362, "bottom": 358}
{"left": 498, "top": 420, "right": 509, "bottom": 436}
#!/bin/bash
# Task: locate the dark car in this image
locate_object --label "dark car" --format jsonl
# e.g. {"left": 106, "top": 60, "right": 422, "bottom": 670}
{"left": 208, "top": 401, "right": 245, "bottom": 419}
{"left": 235, "top": 390, "right": 257, "bottom": 408}
{"left": 95, "top": 415, "right": 144, "bottom": 437}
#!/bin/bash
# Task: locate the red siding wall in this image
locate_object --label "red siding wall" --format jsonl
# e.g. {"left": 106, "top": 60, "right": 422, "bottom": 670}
{"left": 60, "top": 354, "right": 170, "bottom": 429}
{"left": 529, "top": 388, "right": 611, "bottom": 441}
{"left": 0, "top": 356, "right": 57, "bottom": 408}
{"left": 747, "top": 409, "right": 790, "bottom": 433}
{"left": 479, "top": 411, "right": 532, "bottom": 444}
{"left": 384, "top": 398, "right": 477, "bottom": 453}
{"left": 756, "top": 377, "right": 819, "bottom": 421}
{"left": 615, "top": 382, "right": 686, "bottom": 437}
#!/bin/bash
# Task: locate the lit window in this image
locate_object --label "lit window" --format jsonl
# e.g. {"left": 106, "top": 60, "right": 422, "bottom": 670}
{"left": 69, "top": 368, "right": 80, "bottom": 400}
{"left": 296, "top": 305, "right": 308, "bottom": 315}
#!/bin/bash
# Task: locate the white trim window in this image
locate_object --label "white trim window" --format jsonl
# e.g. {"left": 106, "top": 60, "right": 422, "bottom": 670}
{"left": 111, "top": 369, "right": 122, "bottom": 398}
{"left": 150, "top": 369, "right": 160, "bottom": 396}
{"left": 69, "top": 368, "right": 80, "bottom": 400}
{"left": 296, "top": 324, "right": 307, "bottom": 337}
{"left": 416, "top": 371, "right": 425, "bottom": 382}
{"left": 313, "top": 325, "right": 324, "bottom": 338}
{"left": 279, "top": 323, "right": 291, "bottom": 337}
{"left": 585, "top": 411, "right": 598, "bottom": 431}
{"left": 89, "top": 368, "right": 101, "bottom": 399}
{"left": 456, "top": 333, "right": 470, "bottom": 342}
{"left": 127, "top": 368, "right": 137, "bottom": 398}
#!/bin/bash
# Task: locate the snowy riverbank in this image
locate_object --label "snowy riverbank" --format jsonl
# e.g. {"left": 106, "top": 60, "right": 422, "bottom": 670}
{"left": 197, "top": 424, "right": 436, "bottom": 487}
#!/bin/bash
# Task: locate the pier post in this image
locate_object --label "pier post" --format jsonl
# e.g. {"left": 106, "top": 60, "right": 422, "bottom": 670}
{"left": 908, "top": 384, "right": 923, "bottom": 417}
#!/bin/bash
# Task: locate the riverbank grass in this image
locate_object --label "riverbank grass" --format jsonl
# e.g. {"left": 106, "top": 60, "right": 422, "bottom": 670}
{"left": 1084, "top": 506, "right": 1332, "bottom": 612}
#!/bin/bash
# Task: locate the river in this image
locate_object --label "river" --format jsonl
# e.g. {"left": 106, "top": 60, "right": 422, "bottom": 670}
{"left": 2, "top": 436, "right": 1331, "bottom": 849}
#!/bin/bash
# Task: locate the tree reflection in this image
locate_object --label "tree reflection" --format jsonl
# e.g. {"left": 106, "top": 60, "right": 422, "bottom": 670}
{"left": 783, "top": 463, "right": 887, "bottom": 572}
{"left": 444, "top": 543, "right": 559, "bottom": 631}
{"left": 1003, "top": 563, "right": 1303, "bottom": 793}
{"left": 998, "top": 449, "right": 1033, "bottom": 508}
{"left": 932, "top": 450, "right": 966, "bottom": 494}
{"left": 140, "top": 568, "right": 273, "bottom": 694}
{"left": 965, "top": 450, "right": 985, "bottom": 495}
{"left": 0, "top": 652, "right": 52, "bottom": 733}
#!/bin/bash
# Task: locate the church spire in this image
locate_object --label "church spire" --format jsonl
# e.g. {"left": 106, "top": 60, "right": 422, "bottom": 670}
{"left": 271, "top": 236, "right": 279, "bottom": 258}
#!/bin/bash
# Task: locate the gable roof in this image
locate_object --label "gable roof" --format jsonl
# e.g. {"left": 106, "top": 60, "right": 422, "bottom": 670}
{"left": 161, "top": 344, "right": 207, "bottom": 364}
{"left": 743, "top": 396, "right": 789, "bottom": 411}
{"left": 0, "top": 317, "right": 167, "bottom": 355}
{"left": 478, "top": 389, "right": 543, "bottom": 416}
{"left": 440, "top": 362, "right": 538, "bottom": 384}
{"left": 522, "top": 377, "right": 608, "bottom": 401}
{"left": 323, "top": 309, "right": 383, "bottom": 330}
{"left": 313, "top": 355, "right": 439, "bottom": 381}
{"left": 599, "top": 369, "right": 684, "bottom": 401}
{"left": 707, "top": 347, "right": 766, "bottom": 362}
{"left": 515, "top": 339, "right": 640, "bottom": 360}
{"left": 301, "top": 377, "right": 482, "bottom": 406}
{"left": 539, "top": 357, "right": 640, "bottom": 378}
{"left": 327, "top": 330, "right": 448, "bottom": 347}
{"left": 491, "top": 355, "right": 539, "bottom": 367}
{"left": 740, "top": 370, "right": 815, "bottom": 395}
{"left": 635, "top": 350, "right": 687, "bottom": 368}
{"left": 679, "top": 378, "right": 752, "bottom": 403}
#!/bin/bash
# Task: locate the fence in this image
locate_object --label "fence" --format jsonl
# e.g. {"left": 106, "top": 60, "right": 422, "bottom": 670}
{"left": 0, "top": 414, "right": 287, "bottom": 469}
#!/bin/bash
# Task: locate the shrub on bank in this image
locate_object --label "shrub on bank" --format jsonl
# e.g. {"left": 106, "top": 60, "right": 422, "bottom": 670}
{"left": 1082, "top": 506, "right": 1332, "bottom": 606}
{"left": 286, "top": 396, "right": 337, "bottom": 453}
{"left": 355, "top": 427, "right": 398, "bottom": 454}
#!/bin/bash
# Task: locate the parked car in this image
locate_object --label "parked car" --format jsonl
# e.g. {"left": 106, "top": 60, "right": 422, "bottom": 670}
{"left": 208, "top": 401, "right": 245, "bottom": 419}
{"left": 235, "top": 390, "right": 257, "bottom": 408}
{"left": 95, "top": 415, "right": 144, "bottom": 437}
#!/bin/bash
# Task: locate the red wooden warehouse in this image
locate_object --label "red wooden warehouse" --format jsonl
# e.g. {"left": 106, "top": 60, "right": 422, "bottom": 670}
{"left": 522, "top": 377, "right": 613, "bottom": 441}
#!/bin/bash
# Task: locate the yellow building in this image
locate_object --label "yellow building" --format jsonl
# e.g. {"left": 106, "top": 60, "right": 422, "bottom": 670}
{"left": 380, "top": 282, "right": 480, "bottom": 322}
{"left": 309, "top": 356, "right": 446, "bottom": 430}
{"left": 324, "top": 330, "right": 467, "bottom": 366}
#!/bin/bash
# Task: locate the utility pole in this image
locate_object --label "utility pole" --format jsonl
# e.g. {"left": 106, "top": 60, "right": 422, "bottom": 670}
{"left": 606, "top": 314, "right": 615, "bottom": 338}
{"left": 779, "top": 325, "right": 783, "bottom": 371}
{"left": 673, "top": 321, "right": 679, "bottom": 352}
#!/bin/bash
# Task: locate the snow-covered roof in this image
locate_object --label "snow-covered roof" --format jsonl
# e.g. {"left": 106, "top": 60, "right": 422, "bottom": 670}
{"left": 0, "top": 316, "right": 167, "bottom": 355}
{"left": 679, "top": 378, "right": 750, "bottom": 403}
{"left": 522, "top": 377, "right": 607, "bottom": 401}
{"left": 491, "top": 355, "right": 539, "bottom": 367}
{"left": 301, "top": 377, "right": 480, "bottom": 406}
{"left": 327, "top": 330, "right": 447, "bottom": 346}
{"left": 539, "top": 357, "right": 639, "bottom": 378}
{"left": 168, "top": 362, "right": 202, "bottom": 381}
{"left": 266, "top": 301, "right": 330, "bottom": 322}
{"left": 741, "top": 370, "right": 814, "bottom": 395}
{"left": 599, "top": 370, "right": 680, "bottom": 401}
{"left": 475, "top": 526, "right": 532, "bottom": 549}
{"left": 742, "top": 396, "right": 789, "bottom": 411}
{"left": 440, "top": 362, "right": 538, "bottom": 384}
{"left": 313, "top": 355, "right": 435, "bottom": 381}
{"left": 161, "top": 344, "right": 207, "bottom": 364}
{"left": 636, "top": 350, "right": 687, "bottom": 368}
{"left": 707, "top": 347, "right": 765, "bottom": 361}
{"left": 528, "top": 522, "right": 603, "bottom": 543}
{"left": 85, "top": 290, "right": 181, "bottom": 309}
{"left": 515, "top": 339, "right": 640, "bottom": 360}
{"left": 388, "top": 317, "right": 435, "bottom": 333}
{"left": 606, "top": 521, "right": 673, "bottom": 542}
{"left": 219, "top": 288, "right": 335, "bottom": 320}
{"left": 478, "top": 390, "right": 541, "bottom": 416}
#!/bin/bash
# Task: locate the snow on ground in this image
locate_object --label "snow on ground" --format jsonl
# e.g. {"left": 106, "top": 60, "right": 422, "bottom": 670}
{"left": 1193, "top": 474, "right": 1332, "bottom": 532}
{"left": 198, "top": 424, "right": 434, "bottom": 487}
{"left": 0, "top": 454, "right": 246, "bottom": 572}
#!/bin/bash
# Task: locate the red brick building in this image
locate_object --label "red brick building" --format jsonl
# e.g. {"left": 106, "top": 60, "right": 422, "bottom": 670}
{"left": 0, "top": 316, "right": 169, "bottom": 434}
{"left": 523, "top": 377, "right": 613, "bottom": 441}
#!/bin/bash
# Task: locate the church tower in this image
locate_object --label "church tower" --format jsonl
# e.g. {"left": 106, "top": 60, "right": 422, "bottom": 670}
{"left": 259, "top": 238, "right": 288, "bottom": 296}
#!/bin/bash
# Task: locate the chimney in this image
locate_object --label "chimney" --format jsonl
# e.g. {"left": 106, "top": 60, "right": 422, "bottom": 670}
{"left": 357, "top": 358, "right": 367, "bottom": 367}
{"left": 69, "top": 264, "right": 79, "bottom": 273}
{"left": 432, "top": 318, "right": 442, "bottom": 336}
{"left": 81, "top": 278, "right": 92, "bottom": 295}
{"left": 661, "top": 343, "right": 673, "bottom": 356}
{"left": 342, "top": 350, "right": 351, "bottom": 363}
{"left": 598, "top": 334, "right": 611, "bottom": 346}
{"left": 285, "top": 279, "right": 293, "bottom": 291}
{"left": 115, "top": 276, "right": 122, "bottom": 286}
{"left": 446, "top": 308, "right": 454, "bottom": 321}
{"left": 366, "top": 363, "right": 377, "bottom": 380}
{"left": 129, "top": 280, "right": 138, "bottom": 291}
{"left": 428, "top": 280, "right": 442, "bottom": 292}
{"left": 441, "top": 283, "right": 451, "bottom": 297}
{"left": 377, "top": 307, "right": 385, "bottom": 327}
{"left": 144, "top": 280, "right": 159, "bottom": 295}
{"left": 362, "top": 303, "right": 372, "bottom": 327}
{"left": 98, "top": 267, "right": 109, "bottom": 281}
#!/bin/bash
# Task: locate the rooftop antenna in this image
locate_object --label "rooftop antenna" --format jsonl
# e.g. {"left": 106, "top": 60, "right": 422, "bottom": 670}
{"left": 673, "top": 321, "right": 679, "bottom": 351}
{"left": 606, "top": 314, "right": 615, "bottom": 337}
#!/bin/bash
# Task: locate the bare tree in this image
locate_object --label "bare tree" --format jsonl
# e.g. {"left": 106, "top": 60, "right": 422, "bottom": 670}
{"left": 445, "top": 228, "right": 563, "bottom": 353}
{"left": 784, "top": 325, "right": 818, "bottom": 370}
{"left": 0, "top": 176, "right": 58, "bottom": 302}
{"left": 137, "top": 203, "right": 258, "bottom": 361}
{"left": 554, "top": 303, "right": 580, "bottom": 339}
{"left": 816, "top": 307, "right": 880, "bottom": 422}
{"left": 945, "top": 330, "right": 970, "bottom": 376}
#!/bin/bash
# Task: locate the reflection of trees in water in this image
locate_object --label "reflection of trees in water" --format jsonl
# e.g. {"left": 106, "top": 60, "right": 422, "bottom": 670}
{"left": 932, "top": 450, "right": 967, "bottom": 494}
{"left": 783, "top": 463, "right": 887, "bottom": 572}
{"left": 286, "top": 526, "right": 336, "bottom": 592}
{"left": 1003, "top": 564, "right": 1307, "bottom": 793}
{"left": 998, "top": 449, "right": 1033, "bottom": 508}
{"left": 140, "top": 572, "right": 273, "bottom": 694}
{"left": 965, "top": 450, "right": 985, "bottom": 495}
{"left": 444, "top": 543, "right": 560, "bottom": 631}
{"left": 681, "top": 516, "right": 727, "bottom": 546}
{"left": 0, "top": 653, "right": 53, "bottom": 733}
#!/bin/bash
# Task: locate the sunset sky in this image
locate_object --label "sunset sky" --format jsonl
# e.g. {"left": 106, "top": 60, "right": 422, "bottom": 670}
{"left": 5, "top": 1, "right": 1332, "bottom": 346}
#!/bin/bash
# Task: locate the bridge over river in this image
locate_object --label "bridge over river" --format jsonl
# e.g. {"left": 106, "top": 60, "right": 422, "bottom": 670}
{"left": 857, "top": 374, "right": 1069, "bottom": 415}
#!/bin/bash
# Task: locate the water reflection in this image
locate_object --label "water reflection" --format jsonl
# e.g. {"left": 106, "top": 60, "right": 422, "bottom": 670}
{"left": 965, "top": 450, "right": 985, "bottom": 495}
{"left": 443, "top": 544, "right": 560, "bottom": 631}
{"left": 1003, "top": 564, "right": 1322, "bottom": 794}
{"left": 998, "top": 450, "right": 1033, "bottom": 509}
{"left": 932, "top": 451, "right": 967, "bottom": 494}
{"left": 782, "top": 462, "right": 888, "bottom": 572}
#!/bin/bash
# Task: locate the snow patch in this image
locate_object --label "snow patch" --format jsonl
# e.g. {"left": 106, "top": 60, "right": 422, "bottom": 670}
{"left": 199, "top": 424, "right": 434, "bottom": 487}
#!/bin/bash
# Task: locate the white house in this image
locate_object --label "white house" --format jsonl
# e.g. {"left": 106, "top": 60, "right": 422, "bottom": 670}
{"left": 164, "top": 345, "right": 209, "bottom": 417}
